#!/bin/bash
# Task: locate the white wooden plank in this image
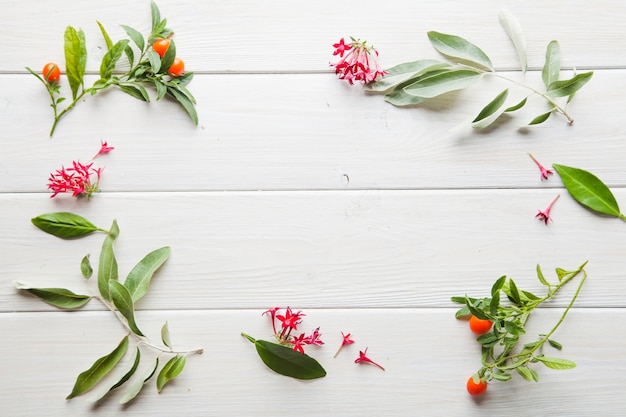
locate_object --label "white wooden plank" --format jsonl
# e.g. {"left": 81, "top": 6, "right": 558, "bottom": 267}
{"left": 2, "top": 190, "right": 623, "bottom": 312}
{"left": 0, "top": 70, "right": 622, "bottom": 192}
{"left": 1, "top": 308, "right": 624, "bottom": 416}
{"left": 3, "top": 0, "right": 625, "bottom": 73}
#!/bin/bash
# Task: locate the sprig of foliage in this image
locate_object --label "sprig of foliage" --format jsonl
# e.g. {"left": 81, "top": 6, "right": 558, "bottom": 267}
{"left": 26, "top": 1, "right": 197, "bottom": 137}
{"left": 366, "top": 9, "right": 593, "bottom": 129}
{"left": 452, "top": 261, "right": 588, "bottom": 386}
{"left": 16, "top": 212, "right": 203, "bottom": 404}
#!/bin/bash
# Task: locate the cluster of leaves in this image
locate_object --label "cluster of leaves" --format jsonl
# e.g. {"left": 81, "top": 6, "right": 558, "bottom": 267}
{"left": 26, "top": 2, "right": 197, "bottom": 136}
{"left": 16, "top": 212, "right": 202, "bottom": 404}
{"left": 453, "top": 261, "right": 588, "bottom": 384}
{"left": 366, "top": 9, "right": 593, "bottom": 128}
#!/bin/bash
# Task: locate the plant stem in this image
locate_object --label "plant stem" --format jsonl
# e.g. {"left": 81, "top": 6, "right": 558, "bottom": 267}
{"left": 49, "top": 90, "right": 88, "bottom": 137}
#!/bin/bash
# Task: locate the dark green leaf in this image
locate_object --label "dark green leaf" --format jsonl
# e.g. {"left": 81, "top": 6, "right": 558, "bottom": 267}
{"left": 64, "top": 26, "right": 87, "bottom": 100}
{"left": 156, "top": 355, "right": 186, "bottom": 392}
{"left": 96, "top": 21, "right": 113, "bottom": 50}
{"left": 100, "top": 39, "right": 130, "bottom": 79}
{"left": 529, "top": 111, "right": 552, "bottom": 125}
{"left": 124, "top": 246, "right": 170, "bottom": 303}
{"left": 499, "top": 8, "right": 527, "bottom": 73}
{"left": 451, "top": 296, "right": 470, "bottom": 304}
{"left": 507, "top": 278, "right": 522, "bottom": 305}
{"left": 547, "top": 338, "right": 563, "bottom": 350}
{"left": 536, "top": 264, "right": 550, "bottom": 287}
{"left": 243, "top": 334, "right": 326, "bottom": 379}
{"left": 552, "top": 164, "right": 621, "bottom": 217}
{"left": 67, "top": 335, "right": 129, "bottom": 399}
{"left": 427, "top": 31, "right": 493, "bottom": 70}
{"left": 109, "top": 280, "right": 144, "bottom": 336}
{"left": 119, "top": 358, "right": 159, "bottom": 404}
{"left": 536, "top": 356, "right": 576, "bottom": 370}
{"left": 454, "top": 305, "right": 471, "bottom": 318}
{"left": 403, "top": 69, "right": 482, "bottom": 99}
{"left": 522, "top": 290, "right": 540, "bottom": 301}
{"left": 161, "top": 321, "right": 172, "bottom": 349}
{"left": 542, "top": 40, "right": 560, "bottom": 88}
{"left": 118, "top": 84, "right": 150, "bottom": 102}
{"left": 365, "top": 59, "right": 450, "bottom": 93}
{"left": 476, "top": 332, "right": 498, "bottom": 345}
{"left": 167, "top": 87, "right": 199, "bottom": 125}
{"left": 505, "top": 97, "right": 527, "bottom": 112}
{"left": 98, "top": 220, "right": 120, "bottom": 301}
{"left": 547, "top": 72, "right": 593, "bottom": 98}
{"left": 90, "top": 347, "right": 141, "bottom": 402}
{"left": 489, "top": 291, "right": 500, "bottom": 316}
{"left": 472, "top": 89, "right": 509, "bottom": 128}
{"left": 159, "top": 39, "right": 177, "bottom": 74}
{"left": 121, "top": 25, "right": 145, "bottom": 52}
{"left": 32, "top": 212, "right": 101, "bottom": 239}
{"left": 81, "top": 254, "right": 93, "bottom": 279}
{"left": 150, "top": 1, "right": 161, "bottom": 34}
{"left": 147, "top": 49, "right": 161, "bottom": 73}
{"left": 14, "top": 282, "right": 91, "bottom": 309}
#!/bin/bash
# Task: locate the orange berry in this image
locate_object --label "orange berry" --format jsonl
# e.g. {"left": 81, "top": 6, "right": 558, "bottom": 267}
{"left": 152, "top": 38, "right": 170, "bottom": 58}
{"left": 469, "top": 315, "right": 492, "bottom": 335}
{"left": 42, "top": 62, "right": 61, "bottom": 83}
{"left": 168, "top": 57, "right": 185, "bottom": 77}
{"left": 467, "top": 376, "right": 488, "bottom": 396}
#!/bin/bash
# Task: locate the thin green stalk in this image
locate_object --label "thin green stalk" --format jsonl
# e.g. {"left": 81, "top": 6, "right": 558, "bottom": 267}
{"left": 50, "top": 89, "right": 88, "bottom": 136}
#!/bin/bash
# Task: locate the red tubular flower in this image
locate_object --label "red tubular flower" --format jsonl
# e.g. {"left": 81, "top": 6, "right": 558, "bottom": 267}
{"left": 529, "top": 153, "right": 554, "bottom": 181}
{"left": 334, "top": 331, "right": 355, "bottom": 358}
{"left": 355, "top": 347, "right": 385, "bottom": 371}
{"left": 330, "top": 37, "right": 387, "bottom": 84}
{"left": 47, "top": 161, "right": 101, "bottom": 198}
{"left": 306, "top": 327, "right": 324, "bottom": 346}
{"left": 536, "top": 194, "right": 560, "bottom": 225}
{"left": 94, "top": 140, "right": 115, "bottom": 159}
{"left": 276, "top": 307, "right": 305, "bottom": 332}
{"left": 291, "top": 333, "right": 308, "bottom": 354}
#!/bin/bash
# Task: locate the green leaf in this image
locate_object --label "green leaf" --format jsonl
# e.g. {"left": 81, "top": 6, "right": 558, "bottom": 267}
{"left": 476, "top": 332, "right": 498, "bottom": 345}
{"left": 14, "top": 282, "right": 91, "bottom": 309}
{"left": 159, "top": 39, "right": 177, "bottom": 73}
{"left": 81, "top": 254, "right": 93, "bottom": 279}
{"left": 471, "top": 89, "right": 509, "bottom": 128}
{"left": 465, "top": 297, "right": 490, "bottom": 320}
{"left": 109, "top": 280, "right": 144, "bottom": 336}
{"left": 536, "top": 356, "right": 576, "bottom": 370}
{"left": 384, "top": 89, "right": 428, "bottom": 107}
{"left": 555, "top": 267, "right": 568, "bottom": 282}
{"left": 150, "top": 1, "right": 162, "bottom": 34}
{"left": 124, "top": 246, "right": 170, "bottom": 302}
{"left": 491, "top": 275, "right": 506, "bottom": 296}
{"left": 147, "top": 49, "right": 161, "bottom": 73}
{"left": 552, "top": 164, "right": 621, "bottom": 217}
{"left": 100, "top": 39, "right": 130, "bottom": 79}
{"left": 154, "top": 78, "right": 167, "bottom": 100}
{"left": 516, "top": 365, "right": 538, "bottom": 382}
{"left": 98, "top": 220, "right": 120, "bottom": 301}
{"left": 121, "top": 24, "right": 145, "bottom": 52}
{"left": 427, "top": 31, "right": 493, "bottom": 70}
{"left": 536, "top": 264, "right": 550, "bottom": 287}
{"left": 90, "top": 347, "right": 141, "bottom": 402}
{"left": 542, "top": 40, "right": 560, "bottom": 88}
{"left": 364, "top": 59, "right": 450, "bottom": 93}
{"left": 403, "top": 69, "right": 482, "bottom": 99}
{"left": 119, "top": 358, "right": 159, "bottom": 404}
{"left": 167, "top": 87, "right": 199, "bottom": 125}
{"left": 64, "top": 26, "right": 87, "bottom": 100}
{"left": 124, "top": 45, "right": 135, "bottom": 67}
{"left": 547, "top": 338, "right": 563, "bottom": 350}
{"left": 243, "top": 334, "right": 326, "bottom": 379}
{"left": 96, "top": 21, "right": 113, "bottom": 50}
{"left": 118, "top": 83, "right": 150, "bottom": 102}
{"left": 161, "top": 321, "right": 173, "bottom": 349}
{"left": 547, "top": 72, "right": 593, "bottom": 98}
{"left": 32, "top": 212, "right": 101, "bottom": 239}
{"left": 529, "top": 111, "right": 552, "bottom": 125}
{"left": 491, "top": 372, "right": 512, "bottom": 381}
{"left": 156, "top": 355, "right": 186, "bottom": 392}
{"left": 489, "top": 291, "right": 500, "bottom": 316}
{"left": 504, "top": 320, "right": 526, "bottom": 335}
{"left": 454, "top": 305, "right": 471, "bottom": 318}
{"left": 506, "top": 278, "right": 522, "bottom": 305}
{"left": 67, "top": 335, "right": 129, "bottom": 399}
{"left": 499, "top": 8, "right": 527, "bottom": 73}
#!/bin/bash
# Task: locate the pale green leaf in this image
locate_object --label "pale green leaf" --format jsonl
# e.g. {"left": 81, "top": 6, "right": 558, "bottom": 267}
{"left": 100, "top": 39, "right": 130, "bottom": 79}
{"left": 536, "top": 264, "right": 550, "bottom": 287}
{"left": 109, "top": 280, "right": 144, "bottom": 336}
{"left": 364, "top": 59, "right": 450, "bottom": 93}
{"left": 67, "top": 336, "right": 129, "bottom": 399}
{"left": 157, "top": 355, "right": 186, "bottom": 392}
{"left": 427, "top": 31, "right": 493, "bottom": 70}
{"left": 542, "top": 40, "right": 560, "bottom": 88}
{"left": 472, "top": 88, "right": 509, "bottom": 128}
{"left": 547, "top": 72, "right": 593, "bottom": 98}
{"left": 119, "top": 358, "right": 159, "bottom": 404}
{"left": 96, "top": 21, "right": 113, "bottom": 50}
{"left": 499, "top": 8, "right": 527, "bottom": 73}
{"left": 150, "top": 1, "right": 161, "bottom": 34}
{"left": 536, "top": 356, "right": 576, "bottom": 370}
{"left": 64, "top": 26, "right": 87, "bottom": 100}
{"left": 167, "top": 87, "right": 198, "bottom": 125}
{"left": 161, "top": 321, "right": 172, "bottom": 349}
{"left": 404, "top": 69, "right": 482, "bottom": 99}
{"left": 121, "top": 24, "right": 145, "bottom": 52}
{"left": 529, "top": 111, "right": 552, "bottom": 125}
{"left": 14, "top": 282, "right": 91, "bottom": 309}
{"left": 147, "top": 49, "right": 161, "bottom": 73}
{"left": 98, "top": 220, "right": 120, "bottom": 301}
{"left": 81, "top": 254, "right": 93, "bottom": 279}
{"left": 125, "top": 246, "right": 170, "bottom": 303}
{"left": 89, "top": 347, "right": 141, "bottom": 402}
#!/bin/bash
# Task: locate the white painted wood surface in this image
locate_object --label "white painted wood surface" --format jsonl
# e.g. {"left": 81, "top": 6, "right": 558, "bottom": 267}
{"left": 1, "top": 1, "right": 625, "bottom": 415}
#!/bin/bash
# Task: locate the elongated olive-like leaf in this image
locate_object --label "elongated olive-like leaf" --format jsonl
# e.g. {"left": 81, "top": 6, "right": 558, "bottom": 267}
{"left": 547, "top": 72, "right": 593, "bottom": 98}
{"left": 98, "top": 220, "right": 120, "bottom": 301}
{"left": 516, "top": 366, "right": 536, "bottom": 382}
{"left": 243, "top": 334, "right": 326, "bottom": 379}
{"left": 365, "top": 59, "right": 450, "bottom": 93}
{"left": 96, "top": 21, "right": 113, "bottom": 50}
{"left": 156, "top": 355, "right": 186, "bottom": 392}
{"left": 427, "top": 31, "right": 493, "bottom": 70}
{"left": 536, "top": 356, "right": 576, "bottom": 370}
{"left": 64, "top": 26, "right": 87, "bottom": 100}
{"left": 100, "top": 39, "right": 130, "bottom": 80}
{"left": 529, "top": 111, "right": 552, "bottom": 125}
{"left": 161, "top": 321, "right": 173, "bottom": 349}
{"left": 32, "top": 212, "right": 101, "bottom": 239}
{"left": 89, "top": 347, "right": 141, "bottom": 402}
{"left": 109, "top": 280, "right": 144, "bottom": 336}
{"left": 404, "top": 69, "right": 482, "bottom": 99}
{"left": 536, "top": 264, "right": 550, "bottom": 287}
{"left": 151, "top": 1, "right": 161, "bottom": 34}
{"left": 159, "top": 39, "right": 177, "bottom": 74}
{"left": 489, "top": 291, "right": 500, "bottom": 316}
{"left": 547, "top": 339, "right": 563, "bottom": 350}
{"left": 81, "top": 254, "right": 93, "bottom": 279}
{"left": 167, "top": 87, "right": 199, "bottom": 125}
{"left": 147, "top": 49, "right": 161, "bottom": 73}
{"left": 14, "top": 282, "right": 91, "bottom": 309}
{"left": 491, "top": 275, "right": 507, "bottom": 296}
{"left": 124, "top": 45, "right": 135, "bottom": 67}
{"left": 507, "top": 279, "right": 522, "bottom": 305}
{"left": 552, "top": 164, "right": 621, "bottom": 218}
{"left": 121, "top": 24, "right": 145, "bottom": 52}
{"left": 154, "top": 79, "right": 167, "bottom": 101}
{"left": 124, "top": 246, "right": 170, "bottom": 303}
{"left": 472, "top": 88, "right": 509, "bottom": 128}
{"left": 542, "top": 40, "right": 560, "bottom": 88}
{"left": 67, "top": 335, "right": 129, "bottom": 399}
{"left": 499, "top": 8, "right": 527, "bottom": 73}
{"left": 119, "top": 358, "right": 159, "bottom": 404}
{"left": 505, "top": 96, "right": 527, "bottom": 112}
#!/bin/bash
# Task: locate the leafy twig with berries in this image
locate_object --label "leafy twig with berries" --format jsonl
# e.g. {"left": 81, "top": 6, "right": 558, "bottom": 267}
{"left": 26, "top": 1, "right": 197, "bottom": 137}
{"left": 16, "top": 212, "right": 203, "bottom": 404}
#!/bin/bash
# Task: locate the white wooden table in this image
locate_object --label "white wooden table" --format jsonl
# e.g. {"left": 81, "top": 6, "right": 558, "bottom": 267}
{"left": 2, "top": 1, "right": 625, "bottom": 415}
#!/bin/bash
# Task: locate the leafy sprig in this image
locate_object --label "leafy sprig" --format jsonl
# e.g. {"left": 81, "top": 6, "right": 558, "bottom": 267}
{"left": 366, "top": 10, "right": 593, "bottom": 129}
{"left": 26, "top": 1, "right": 197, "bottom": 137}
{"left": 16, "top": 212, "right": 203, "bottom": 404}
{"left": 452, "top": 261, "right": 588, "bottom": 386}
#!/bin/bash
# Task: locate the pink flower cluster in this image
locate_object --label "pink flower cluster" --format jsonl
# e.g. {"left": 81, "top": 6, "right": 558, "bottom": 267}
{"left": 331, "top": 37, "right": 387, "bottom": 84}
{"left": 47, "top": 141, "right": 114, "bottom": 199}
{"left": 263, "top": 307, "right": 324, "bottom": 354}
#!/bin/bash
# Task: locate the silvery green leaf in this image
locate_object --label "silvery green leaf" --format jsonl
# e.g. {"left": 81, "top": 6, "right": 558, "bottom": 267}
{"left": 427, "top": 31, "right": 493, "bottom": 70}
{"left": 121, "top": 24, "right": 145, "bottom": 52}
{"left": 109, "top": 280, "right": 145, "bottom": 336}
{"left": 98, "top": 220, "right": 119, "bottom": 301}
{"left": 403, "top": 69, "right": 482, "bottom": 99}
{"left": 546, "top": 72, "right": 593, "bottom": 98}
{"left": 504, "top": 97, "right": 527, "bottom": 112}
{"left": 167, "top": 87, "right": 199, "bottom": 125}
{"left": 156, "top": 355, "right": 186, "bottom": 392}
{"left": 14, "top": 282, "right": 91, "bottom": 309}
{"left": 161, "top": 321, "right": 173, "bottom": 349}
{"left": 125, "top": 246, "right": 170, "bottom": 303}
{"left": 498, "top": 8, "right": 527, "bottom": 73}
{"left": 119, "top": 358, "right": 159, "bottom": 404}
{"left": 81, "top": 254, "right": 93, "bottom": 279}
{"left": 147, "top": 49, "right": 161, "bottom": 73}
{"left": 150, "top": 1, "right": 161, "bottom": 34}
{"left": 529, "top": 111, "right": 552, "bottom": 125}
{"left": 365, "top": 59, "right": 450, "bottom": 93}
{"left": 89, "top": 347, "right": 141, "bottom": 402}
{"left": 542, "top": 40, "right": 560, "bottom": 88}
{"left": 471, "top": 89, "right": 509, "bottom": 128}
